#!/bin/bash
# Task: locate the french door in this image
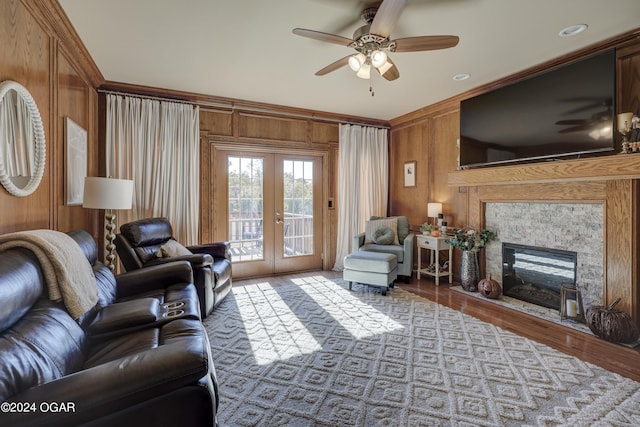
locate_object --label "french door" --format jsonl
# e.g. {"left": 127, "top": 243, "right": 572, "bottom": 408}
{"left": 216, "top": 149, "right": 323, "bottom": 278}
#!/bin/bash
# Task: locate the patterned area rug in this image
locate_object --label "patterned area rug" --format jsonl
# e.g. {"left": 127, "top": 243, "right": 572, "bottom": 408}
{"left": 204, "top": 275, "right": 640, "bottom": 426}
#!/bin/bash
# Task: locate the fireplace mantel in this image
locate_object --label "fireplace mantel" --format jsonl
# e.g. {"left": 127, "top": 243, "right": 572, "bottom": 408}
{"left": 448, "top": 154, "right": 640, "bottom": 187}
{"left": 456, "top": 176, "right": 639, "bottom": 329}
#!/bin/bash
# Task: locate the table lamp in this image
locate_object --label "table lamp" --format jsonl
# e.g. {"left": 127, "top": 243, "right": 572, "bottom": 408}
{"left": 427, "top": 202, "right": 442, "bottom": 227}
{"left": 618, "top": 112, "right": 633, "bottom": 154}
{"left": 83, "top": 177, "right": 134, "bottom": 271}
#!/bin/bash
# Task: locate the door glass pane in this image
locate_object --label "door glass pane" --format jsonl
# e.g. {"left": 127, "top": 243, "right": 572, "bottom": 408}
{"left": 228, "top": 156, "right": 263, "bottom": 262}
{"left": 283, "top": 160, "right": 314, "bottom": 257}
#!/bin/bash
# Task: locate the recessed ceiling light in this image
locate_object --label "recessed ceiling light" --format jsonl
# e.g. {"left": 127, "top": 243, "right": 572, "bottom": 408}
{"left": 559, "top": 24, "right": 588, "bottom": 37}
{"left": 453, "top": 73, "right": 470, "bottom": 81}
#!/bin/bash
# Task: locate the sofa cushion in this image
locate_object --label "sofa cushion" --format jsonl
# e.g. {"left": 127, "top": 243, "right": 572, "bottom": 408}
{"left": 135, "top": 245, "right": 164, "bottom": 264}
{"left": 359, "top": 243, "right": 405, "bottom": 263}
{"left": 0, "top": 250, "right": 43, "bottom": 332}
{"left": 158, "top": 239, "right": 192, "bottom": 258}
{"left": 372, "top": 226, "right": 395, "bottom": 245}
{"left": 371, "top": 216, "right": 409, "bottom": 243}
{"left": 120, "top": 218, "right": 173, "bottom": 247}
{"left": 0, "top": 301, "right": 86, "bottom": 401}
{"left": 84, "top": 328, "right": 159, "bottom": 369}
{"left": 364, "top": 218, "right": 399, "bottom": 245}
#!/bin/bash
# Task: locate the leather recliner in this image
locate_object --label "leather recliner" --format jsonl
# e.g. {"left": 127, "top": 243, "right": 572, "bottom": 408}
{"left": 115, "top": 217, "right": 232, "bottom": 317}
{"left": 0, "top": 230, "right": 219, "bottom": 426}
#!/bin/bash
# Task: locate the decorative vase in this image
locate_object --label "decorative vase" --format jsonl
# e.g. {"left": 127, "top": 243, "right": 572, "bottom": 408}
{"left": 430, "top": 229, "right": 440, "bottom": 237}
{"left": 460, "top": 250, "right": 479, "bottom": 292}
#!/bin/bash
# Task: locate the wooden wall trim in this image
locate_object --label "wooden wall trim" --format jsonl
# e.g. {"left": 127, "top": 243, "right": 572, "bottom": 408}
{"left": 448, "top": 155, "right": 640, "bottom": 187}
{"left": 26, "top": 0, "right": 103, "bottom": 87}
{"left": 100, "top": 81, "right": 390, "bottom": 129}
{"left": 476, "top": 181, "right": 607, "bottom": 202}
{"left": 469, "top": 179, "right": 635, "bottom": 324}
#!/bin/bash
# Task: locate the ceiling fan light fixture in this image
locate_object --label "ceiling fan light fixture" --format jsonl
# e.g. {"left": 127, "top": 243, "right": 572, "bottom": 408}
{"left": 356, "top": 62, "right": 371, "bottom": 79}
{"left": 348, "top": 53, "right": 366, "bottom": 72}
{"left": 371, "top": 50, "right": 388, "bottom": 68}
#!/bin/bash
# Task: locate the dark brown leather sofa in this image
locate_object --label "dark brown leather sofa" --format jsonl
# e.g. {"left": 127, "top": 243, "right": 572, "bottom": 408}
{"left": 0, "top": 230, "right": 219, "bottom": 426}
{"left": 115, "top": 217, "right": 232, "bottom": 317}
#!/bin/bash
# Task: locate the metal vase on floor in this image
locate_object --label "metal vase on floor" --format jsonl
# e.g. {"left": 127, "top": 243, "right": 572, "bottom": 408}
{"left": 460, "top": 250, "right": 479, "bottom": 291}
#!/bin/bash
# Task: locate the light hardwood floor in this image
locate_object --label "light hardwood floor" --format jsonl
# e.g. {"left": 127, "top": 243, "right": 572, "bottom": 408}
{"left": 232, "top": 270, "right": 640, "bottom": 382}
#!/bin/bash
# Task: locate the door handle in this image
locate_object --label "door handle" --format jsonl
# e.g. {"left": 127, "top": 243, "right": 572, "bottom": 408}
{"left": 276, "top": 218, "right": 283, "bottom": 224}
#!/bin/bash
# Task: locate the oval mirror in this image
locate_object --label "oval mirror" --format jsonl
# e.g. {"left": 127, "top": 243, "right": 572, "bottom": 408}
{"left": 0, "top": 80, "right": 46, "bottom": 197}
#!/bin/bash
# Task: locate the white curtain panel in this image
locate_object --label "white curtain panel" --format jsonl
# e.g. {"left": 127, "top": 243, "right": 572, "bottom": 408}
{"left": 333, "top": 124, "right": 388, "bottom": 270}
{"left": 0, "top": 92, "right": 34, "bottom": 178}
{"left": 105, "top": 94, "right": 200, "bottom": 245}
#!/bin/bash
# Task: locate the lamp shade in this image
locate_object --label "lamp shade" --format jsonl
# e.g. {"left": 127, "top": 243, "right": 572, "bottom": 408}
{"left": 427, "top": 202, "right": 442, "bottom": 218}
{"left": 371, "top": 50, "right": 387, "bottom": 68}
{"left": 356, "top": 62, "right": 371, "bottom": 79}
{"left": 348, "top": 53, "right": 365, "bottom": 72}
{"left": 617, "top": 112, "right": 633, "bottom": 130}
{"left": 82, "top": 177, "right": 133, "bottom": 210}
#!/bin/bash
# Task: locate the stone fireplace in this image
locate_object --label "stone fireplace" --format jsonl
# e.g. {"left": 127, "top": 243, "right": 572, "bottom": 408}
{"left": 484, "top": 202, "right": 604, "bottom": 309}
{"left": 502, "top": 243, "right": 577, "bottom": 310}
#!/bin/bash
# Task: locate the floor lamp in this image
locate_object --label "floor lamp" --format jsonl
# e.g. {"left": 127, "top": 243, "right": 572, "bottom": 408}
{"left": 83, "top": 177, "right": 134, "bottom": 271}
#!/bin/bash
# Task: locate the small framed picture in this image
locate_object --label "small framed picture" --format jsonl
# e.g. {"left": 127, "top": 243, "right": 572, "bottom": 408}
{"left": 65, "top": 117, "right": 87, "bottom": 205}
{"left": 404, "top": 161, "right": 416, "bottom": 187}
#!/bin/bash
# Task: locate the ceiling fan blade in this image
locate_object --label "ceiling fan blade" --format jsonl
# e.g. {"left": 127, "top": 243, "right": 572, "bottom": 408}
{"left": 558, "top": 124, "right": 592, "bottom": 134}
{"left": 292, "top": 28, "right": 354, "bottom": 47}
{"left": 556, "top": 119, "right": 588, "bottom": 125}
{"left": 393, "top": 35, "right": 459, "bottom": 52}
{"left": 370, "top": 0, "right": 407, "bottom": 38}
{"left": 315, "top": 56, "right": 351, "bottom": 76}
{"left": 377, "top": 58, "right": 400, "bottom": 81}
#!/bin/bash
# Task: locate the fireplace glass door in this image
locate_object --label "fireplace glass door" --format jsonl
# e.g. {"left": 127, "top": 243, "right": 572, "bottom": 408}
{"left": 502, "top": 243, "right": 577, "bottom": 310}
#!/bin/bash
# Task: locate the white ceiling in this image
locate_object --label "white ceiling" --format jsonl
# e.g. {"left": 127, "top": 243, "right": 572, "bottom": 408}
{"left": 58, "top": 0, "right": 639, "bottom": 121}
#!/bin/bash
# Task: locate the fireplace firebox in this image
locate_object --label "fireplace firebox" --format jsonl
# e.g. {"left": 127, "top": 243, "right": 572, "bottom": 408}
{"left": 502, "top": 243, "right": 577, "bottom": 310}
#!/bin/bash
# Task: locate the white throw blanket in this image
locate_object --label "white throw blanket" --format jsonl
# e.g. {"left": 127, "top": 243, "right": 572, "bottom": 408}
{"left": 0, "top": 229, "right": 98, "bottom": 319}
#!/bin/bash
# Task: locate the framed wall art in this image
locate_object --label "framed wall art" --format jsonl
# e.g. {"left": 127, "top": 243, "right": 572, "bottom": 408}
{"left": 65, "top": 117, "right": 87, "bottom": 205}
{"left": 403, "top": 161, "right": 416, "bottom": 187}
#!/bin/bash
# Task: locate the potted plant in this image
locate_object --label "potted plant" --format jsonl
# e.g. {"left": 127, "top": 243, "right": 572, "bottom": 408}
{"left": 420, "top": 222, "right": 440, "bottom": 237}
{"left": 445, "top": 227, "right": 496, "bottom": 291}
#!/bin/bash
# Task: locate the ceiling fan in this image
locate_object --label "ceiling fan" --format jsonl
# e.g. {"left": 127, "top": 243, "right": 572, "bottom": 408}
{"left": 556, "top": 98, "right": 613, "bottom": 136}
{"left": 292, "top": 0, "right": 459, "bottom": 82}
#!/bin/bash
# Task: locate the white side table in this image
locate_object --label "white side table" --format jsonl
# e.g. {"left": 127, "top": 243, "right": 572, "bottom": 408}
{"left": 416, "top": 235, "right": 453, "bottom": 286}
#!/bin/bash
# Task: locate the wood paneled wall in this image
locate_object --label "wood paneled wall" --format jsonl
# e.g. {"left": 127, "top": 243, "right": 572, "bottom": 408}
{"left": 0, "top": 0, "right": 102, "bottom": 238}
{"left": 388, "top": 29, "right": 640, "bottom": 325}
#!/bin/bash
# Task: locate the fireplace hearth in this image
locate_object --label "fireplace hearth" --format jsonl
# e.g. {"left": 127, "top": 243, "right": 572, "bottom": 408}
{"left": 502, "top": 243, "right": 577, "bottom": 310}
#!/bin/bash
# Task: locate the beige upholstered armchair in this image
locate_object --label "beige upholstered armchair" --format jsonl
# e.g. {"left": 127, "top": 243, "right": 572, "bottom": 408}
{"left": 352, "top": 215, "right": 414, "bottom": 282}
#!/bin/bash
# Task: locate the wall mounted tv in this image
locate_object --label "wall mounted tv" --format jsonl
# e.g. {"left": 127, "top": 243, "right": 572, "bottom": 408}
{"left": 459, "top": 49, "right": 616, "bottom": 168}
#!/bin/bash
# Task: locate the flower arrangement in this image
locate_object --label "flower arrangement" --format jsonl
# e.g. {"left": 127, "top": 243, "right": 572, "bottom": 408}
{"left": 420, "top": 222, "right": 434, "bottom": 233}
{"left": 445, "top": 227, "right": 495, "bottom": 252}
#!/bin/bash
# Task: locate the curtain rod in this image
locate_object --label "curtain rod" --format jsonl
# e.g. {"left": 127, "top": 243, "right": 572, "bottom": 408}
{"left": 97, "top": 89, "right": 390, "bottom": 130}
{"left": 98, "top": 89, "right": 199, "bottom": 107}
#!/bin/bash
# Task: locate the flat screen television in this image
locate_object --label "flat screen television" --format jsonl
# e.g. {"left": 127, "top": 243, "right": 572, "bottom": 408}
{"left": 459, "top": 49, "right": 616, "bottom": 168}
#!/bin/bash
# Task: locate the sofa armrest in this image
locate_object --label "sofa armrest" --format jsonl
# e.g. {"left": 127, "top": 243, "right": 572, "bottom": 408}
{"left": 4, "top": 340, "right": 209, "bottom": 427}
{"left": 115, "top": 261, "right": 194, "bottom": 298}
{"left": 402, "top": 232, "right": 415, "bottom": 264}
{"left": 146, "top": 253, "right": 213, "bottom": 269}
{"left": 188, "top": 241, "right": 231, "bottom": 261}
{"left": 352, "top": 233, "right": 365, "bottom": 252}
{"left": 87, "top": 298, "right": 159, "bottom": 335}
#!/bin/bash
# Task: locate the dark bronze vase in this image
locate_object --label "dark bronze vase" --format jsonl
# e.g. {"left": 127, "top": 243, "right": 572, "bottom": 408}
{"left": 460, "top": 250, "right": 479, "bottom": 292}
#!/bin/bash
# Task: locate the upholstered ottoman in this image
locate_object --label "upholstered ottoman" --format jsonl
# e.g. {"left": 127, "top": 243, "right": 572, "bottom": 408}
{"left": 343, "top": 251, "right": 397, "bottom": 296}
